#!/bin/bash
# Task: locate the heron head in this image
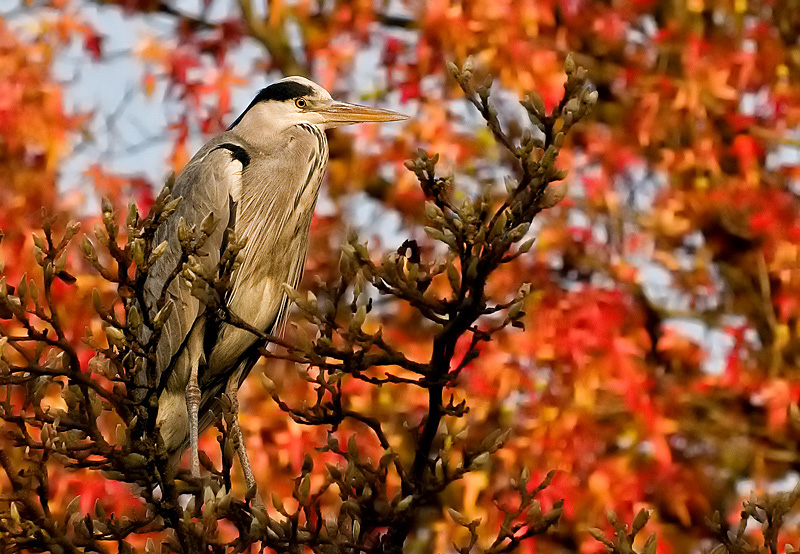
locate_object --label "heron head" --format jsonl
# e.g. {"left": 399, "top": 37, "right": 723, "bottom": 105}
{"left": 229, "top": 76, "right": 407, "bottom": 136}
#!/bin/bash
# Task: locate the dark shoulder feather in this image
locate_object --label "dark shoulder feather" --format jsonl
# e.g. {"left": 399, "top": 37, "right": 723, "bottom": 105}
{"left": 212, "top": 143, "right": 251, "bottom": 167}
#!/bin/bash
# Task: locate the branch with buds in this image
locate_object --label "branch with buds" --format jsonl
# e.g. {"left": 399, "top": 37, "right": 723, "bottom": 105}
{"left": 245, "top": 55, "right": 596, "bottom": 553}
{"left": 0, "top": 56, "right": 597, "bottom": 553}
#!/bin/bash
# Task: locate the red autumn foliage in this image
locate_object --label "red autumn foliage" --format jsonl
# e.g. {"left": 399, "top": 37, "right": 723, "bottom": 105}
{"left": 2, "top": 0, "right": 800, "bottom": 552}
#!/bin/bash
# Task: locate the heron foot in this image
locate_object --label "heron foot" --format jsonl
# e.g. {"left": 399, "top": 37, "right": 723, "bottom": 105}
{"left": 225, "top": 382, "right": 261, "bottom": 503}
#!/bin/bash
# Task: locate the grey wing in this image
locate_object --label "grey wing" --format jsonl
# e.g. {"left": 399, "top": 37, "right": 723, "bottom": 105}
{"left": 142, "top": 144, "right": 243, "bottom": 399}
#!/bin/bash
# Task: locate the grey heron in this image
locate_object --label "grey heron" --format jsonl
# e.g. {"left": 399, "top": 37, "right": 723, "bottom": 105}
{"left": 141, "top": 76, "right": 406, "bottom": 488}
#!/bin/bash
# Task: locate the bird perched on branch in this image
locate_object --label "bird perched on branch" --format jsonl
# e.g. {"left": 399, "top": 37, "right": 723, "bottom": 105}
{"left": 142, "top": 76, "right": 406, "bottom": 488}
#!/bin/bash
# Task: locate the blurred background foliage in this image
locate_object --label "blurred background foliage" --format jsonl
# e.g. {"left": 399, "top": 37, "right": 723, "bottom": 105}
{"left": 2, "top": 0, "right": 800, "bottom": 552}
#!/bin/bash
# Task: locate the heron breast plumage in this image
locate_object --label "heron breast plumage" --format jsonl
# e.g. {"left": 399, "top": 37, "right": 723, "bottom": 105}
{"left": 206, "top": 122, "right": 328, "bottom": 372}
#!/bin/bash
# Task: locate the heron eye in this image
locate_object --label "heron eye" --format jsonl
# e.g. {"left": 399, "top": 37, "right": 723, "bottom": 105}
{"left": 295, "top": 98, "right": 307, "bottom": 109}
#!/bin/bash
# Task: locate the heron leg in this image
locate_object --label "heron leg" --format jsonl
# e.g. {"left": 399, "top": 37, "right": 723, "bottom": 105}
{"left": 225, "top": 379, "right": 257, "bottom": 492}
{"left": 186, "top": 363, "right": 201, "bottom": 478}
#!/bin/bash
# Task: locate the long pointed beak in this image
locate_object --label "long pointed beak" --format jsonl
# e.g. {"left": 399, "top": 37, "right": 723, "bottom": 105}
{"left": 318, "top": 101, "right": 408, "bottom": 125}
